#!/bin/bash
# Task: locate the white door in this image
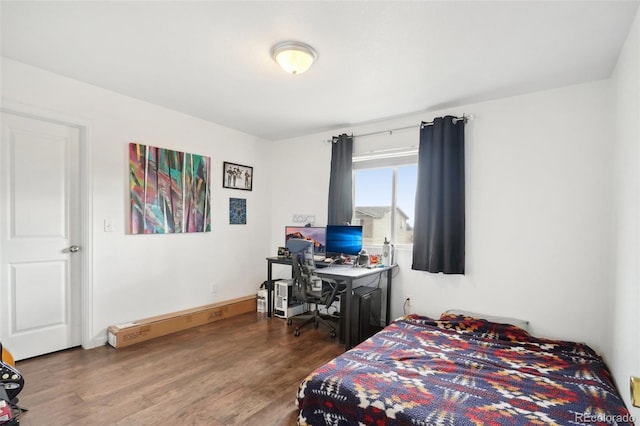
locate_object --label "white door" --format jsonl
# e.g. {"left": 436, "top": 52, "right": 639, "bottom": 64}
{"left": 0, "top": 112, "right": 82, "bottom": 360}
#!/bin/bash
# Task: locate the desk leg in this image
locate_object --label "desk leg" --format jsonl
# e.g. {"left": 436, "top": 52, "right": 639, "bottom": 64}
{"left": 344, "top": 278, "right": 352, "bottom": 350}
{"left": 385, "top": 268, "right": 392, "bottom": 326}
{"left": 267, "top": 260, "right": 273, "bottom": 318}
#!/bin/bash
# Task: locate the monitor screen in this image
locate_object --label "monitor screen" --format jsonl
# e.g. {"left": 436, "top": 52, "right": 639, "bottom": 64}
{"left": 325, "top": 225, "right": 363, "bottom": 256}
{"left": 285, "top": 226, "right": 326, "bottom": 254}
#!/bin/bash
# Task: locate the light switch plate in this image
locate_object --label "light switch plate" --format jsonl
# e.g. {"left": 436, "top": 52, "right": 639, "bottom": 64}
{"left": 630, "top": 376, "right": 640, "bottom": 407}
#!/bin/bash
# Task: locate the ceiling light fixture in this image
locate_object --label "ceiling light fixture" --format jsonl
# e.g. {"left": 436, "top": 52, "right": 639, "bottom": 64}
{"left": 271, "top": 41, "right": 317, "bottom": 75}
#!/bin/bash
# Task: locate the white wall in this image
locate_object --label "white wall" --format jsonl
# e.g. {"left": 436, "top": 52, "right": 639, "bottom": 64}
{"left": 610, "top": 8, "right": 640, "bottom": 416}
{"left": 1, "top": 58, "right": 272, "bottom": 347}
{"left": 271, "top": 80, "right": 614, "bottom": 355}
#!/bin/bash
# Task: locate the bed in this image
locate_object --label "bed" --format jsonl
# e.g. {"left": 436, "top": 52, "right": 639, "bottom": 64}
{"left": 297, "top": 313, "right": 633, "bottom": 425}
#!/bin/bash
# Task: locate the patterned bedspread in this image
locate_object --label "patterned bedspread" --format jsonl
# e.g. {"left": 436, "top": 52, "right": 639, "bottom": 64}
{"left": 297, "top": 314, "right": 633, "bottom": 425}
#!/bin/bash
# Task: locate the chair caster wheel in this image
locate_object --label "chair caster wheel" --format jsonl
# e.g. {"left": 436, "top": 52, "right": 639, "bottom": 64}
{"left": 287, "top": 319, "right": 292, "bottom": 326}
{"left": 294, "top": 329, "right": 300, "bottom": 337}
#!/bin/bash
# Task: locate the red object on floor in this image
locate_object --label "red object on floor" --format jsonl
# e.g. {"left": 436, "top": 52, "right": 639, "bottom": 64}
{"left": 0, "top": 399, "right": 13, "bottom": 423}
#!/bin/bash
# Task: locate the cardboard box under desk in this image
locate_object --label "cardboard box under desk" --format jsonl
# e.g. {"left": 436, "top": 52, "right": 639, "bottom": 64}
{"left": 107, "top": 295, "right": 256, "bottom": 348}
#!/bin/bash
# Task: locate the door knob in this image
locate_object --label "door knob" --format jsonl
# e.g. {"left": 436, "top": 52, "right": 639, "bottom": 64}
{"left": 69, "top": 245, "right": 80, "bottom": 253}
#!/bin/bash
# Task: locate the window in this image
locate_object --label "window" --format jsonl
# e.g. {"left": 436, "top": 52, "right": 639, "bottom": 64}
{"left": 353, "top": 163, "right": 417, "bottom": 246}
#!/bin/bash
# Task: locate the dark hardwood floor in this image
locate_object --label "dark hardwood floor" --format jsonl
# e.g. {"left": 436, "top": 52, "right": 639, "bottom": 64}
{"left": 12, "top": 312, "right": 345, "bottom": 425}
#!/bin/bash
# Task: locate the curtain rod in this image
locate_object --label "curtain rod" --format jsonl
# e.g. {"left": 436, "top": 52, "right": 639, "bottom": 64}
{"left": 330, "top": 114, "right": 473, "bottom": 142}
{"left": 421, "top": 114, "right": 473, "bottom": 128}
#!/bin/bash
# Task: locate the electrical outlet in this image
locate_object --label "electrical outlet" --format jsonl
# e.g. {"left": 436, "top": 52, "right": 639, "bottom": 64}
{"left": 404, "top": 295, "right": 412, "bottom": 314}
{"left": 210, "top": 283, "right": 217, "bottom": 293}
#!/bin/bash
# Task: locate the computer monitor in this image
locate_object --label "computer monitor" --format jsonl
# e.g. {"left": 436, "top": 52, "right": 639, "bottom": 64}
{"left": 285, "top": 226, "right": 326, "bottom": 255}
{"left": 325, "top": 225, "right": 363, "bottom": 256}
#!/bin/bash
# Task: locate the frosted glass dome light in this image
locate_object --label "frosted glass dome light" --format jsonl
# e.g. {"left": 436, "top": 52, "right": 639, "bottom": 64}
{"left": 271, "top": 41, "right": 317, "bottom": 75}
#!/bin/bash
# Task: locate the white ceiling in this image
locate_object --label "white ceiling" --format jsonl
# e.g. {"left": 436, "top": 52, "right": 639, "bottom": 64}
{"left": 1, "top": 1, "right": 638, "bottom": 140}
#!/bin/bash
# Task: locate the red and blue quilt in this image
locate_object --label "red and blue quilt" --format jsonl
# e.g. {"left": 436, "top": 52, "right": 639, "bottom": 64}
{"left": 297, "top": 314, "right": 633, "bottom": 425}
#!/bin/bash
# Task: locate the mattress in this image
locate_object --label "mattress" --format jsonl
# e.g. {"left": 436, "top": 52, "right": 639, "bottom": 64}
{"left": 297, "top": 314, "right": 633, "bottom": 425}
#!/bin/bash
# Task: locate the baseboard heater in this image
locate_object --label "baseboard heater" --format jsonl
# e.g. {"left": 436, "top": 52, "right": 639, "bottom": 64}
{"left": 107, "top": 295, "right": 256, "bottom": 348}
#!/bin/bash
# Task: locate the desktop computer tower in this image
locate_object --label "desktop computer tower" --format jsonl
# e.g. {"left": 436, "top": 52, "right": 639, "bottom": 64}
{"left": 274, "top": 279, "right": 306, "bottom": 318}
{"left": 339, "top": 286, "right": 382, "bottom": 348}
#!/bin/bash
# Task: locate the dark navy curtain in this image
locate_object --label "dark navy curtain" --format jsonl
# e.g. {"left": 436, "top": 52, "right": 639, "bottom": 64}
{"left": 412, "top": 116, "right": 465, "bottom": 274}
{"left": 327, "top": 134, "right": 353, "bottom": 225}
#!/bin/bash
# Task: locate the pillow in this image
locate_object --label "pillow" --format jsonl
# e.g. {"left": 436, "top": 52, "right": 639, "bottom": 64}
{"left": 441, "top": 309, "right": 530, "bottom": 331}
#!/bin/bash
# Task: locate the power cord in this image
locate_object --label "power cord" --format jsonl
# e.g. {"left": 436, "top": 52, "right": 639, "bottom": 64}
{"left": 403, "top": 297, "right": 411, "bottom": 315}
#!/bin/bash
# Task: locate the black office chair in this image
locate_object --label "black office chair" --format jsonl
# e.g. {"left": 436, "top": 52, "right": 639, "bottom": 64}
{"left": 285, "top": 239, "right": 341, "bottom": 338}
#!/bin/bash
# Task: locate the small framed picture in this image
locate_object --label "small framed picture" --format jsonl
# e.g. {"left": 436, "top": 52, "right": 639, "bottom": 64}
{"left": 229, "top": 198, "right": 247, "bottom": 224}
{"left": 223, "top": 161, "right": 253, "bottom": 191}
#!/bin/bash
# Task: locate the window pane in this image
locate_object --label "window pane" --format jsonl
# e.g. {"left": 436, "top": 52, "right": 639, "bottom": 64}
{"left": 354, "top": 168, "right": 392, "bottom": 245}
{"left": 396, "top": 164, "right": 417, "bottom": 244}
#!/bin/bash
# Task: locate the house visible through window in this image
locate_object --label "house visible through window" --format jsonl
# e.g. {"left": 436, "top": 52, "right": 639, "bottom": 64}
{"left": 353, "top": 163, "right": 417, "bottom": 246}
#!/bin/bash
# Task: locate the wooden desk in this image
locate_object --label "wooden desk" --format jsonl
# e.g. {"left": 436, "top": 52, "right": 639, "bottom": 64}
{"left": 265, "top": 257, "right": 397, "bottom": 350}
